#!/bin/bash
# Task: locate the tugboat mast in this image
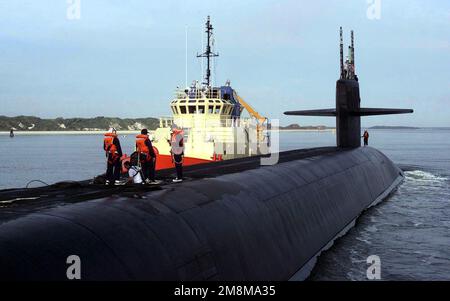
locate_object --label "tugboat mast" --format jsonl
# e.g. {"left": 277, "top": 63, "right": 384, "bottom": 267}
{"left": 197, "top": 16, "right": 219, "bottom": 87}
{"left": 340, "top": 27, "right": 344, "bottom": 79}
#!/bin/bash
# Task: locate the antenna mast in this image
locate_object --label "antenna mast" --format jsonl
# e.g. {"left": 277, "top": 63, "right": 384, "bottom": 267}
{"left": 340, "top": 28, "right": 357, "bottom": 80}
{"left": 340, "top": 27, "right": 344, "bottom": 79}
{"left": 197, "top": 16, "right": 219, "bottom": 86}
{"left": 350, "top": 30, "right": 355, "bottom": 79}
{"left": 185, "top": 26, "right": 188, "bottom": 88}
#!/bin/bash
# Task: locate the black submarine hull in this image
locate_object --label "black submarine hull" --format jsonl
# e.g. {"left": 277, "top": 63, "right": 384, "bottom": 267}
{"left": 0, "top": 146, "right": 403, "bottom": 280}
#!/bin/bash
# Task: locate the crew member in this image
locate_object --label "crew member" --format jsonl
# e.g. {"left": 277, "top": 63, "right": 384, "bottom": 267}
{"left": 123, "top": 161, "right": 143, "bottom": 184}
{"left": 136, "top": 129, "right": 157, "bottom": 184}
{"left": 362, "top": 130, "right": 369, "bottom": 146}
{"left": 103, "top": 127, "right": 123, "bottom": 185}
{"left": 170, "top": 124, "right": 185, "bottom": 183}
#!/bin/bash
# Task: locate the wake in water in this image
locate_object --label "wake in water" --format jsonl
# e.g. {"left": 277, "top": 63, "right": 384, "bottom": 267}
{"left": 309, "top": 169, "right": 450, "bottom": 281}
{"left": 405, "top": 170, "right": 449, "bottom": 184}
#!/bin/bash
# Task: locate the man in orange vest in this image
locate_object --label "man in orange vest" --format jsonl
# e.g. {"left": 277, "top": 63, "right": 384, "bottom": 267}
{"left": 103, "top": 127, "right": 123, "bottom": 185}
{"left": 136, "top": 129, "right": 157, "bottom": 184}
{"left": 362, "top": 130, "right": 369, "bottom": 146}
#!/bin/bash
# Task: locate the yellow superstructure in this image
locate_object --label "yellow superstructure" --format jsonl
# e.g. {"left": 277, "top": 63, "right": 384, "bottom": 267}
{"left": 152, "top": 84, "right": 268, "bottom": 162}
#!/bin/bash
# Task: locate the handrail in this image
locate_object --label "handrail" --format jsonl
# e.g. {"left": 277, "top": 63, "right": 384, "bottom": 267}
{"left": 159, "top": 116, "right": 257, "bottom": 129}
{"left": 174, "top": 87, "right": 222, "bottom": 100}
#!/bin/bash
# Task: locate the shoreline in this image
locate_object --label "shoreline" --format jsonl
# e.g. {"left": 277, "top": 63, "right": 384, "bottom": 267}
{"left": 1, "top": 129, "right": 336, "bottom": 136}
{"left": 0, "top": 130, "right": 143, "bottom": 136}
{"left": 4, "top": 127, "right": 434, "bottom": 136}
{"left": 277, "top": 129, "right": 335, "bottom": 132}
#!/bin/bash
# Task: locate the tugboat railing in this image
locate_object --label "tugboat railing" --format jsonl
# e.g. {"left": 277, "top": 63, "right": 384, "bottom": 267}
{"left": 158, "top": 116, "right": 258, "bottom": 129}
{"left": 159, "top": 117, "right": 174, "bottom": 128}
{"left": 174, "top": 88, "right": 222, "bottom": 100}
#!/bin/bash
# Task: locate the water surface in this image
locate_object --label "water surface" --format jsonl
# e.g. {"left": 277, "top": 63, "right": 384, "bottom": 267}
{"left": 1, "top": 129, "right": 449, "bottom": 280}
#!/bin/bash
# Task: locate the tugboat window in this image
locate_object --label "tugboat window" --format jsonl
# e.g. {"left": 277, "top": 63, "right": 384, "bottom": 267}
{"left": 198, "top": 106, "right": 205, "bottom": 114}
{"left": 180, "top": 106, "right": 187, "bottom": 114}
{"left": 215, "top": 106, "right": 221, "bottom": 114}
{"left": 208, "top": 105, "right": 214, "bottom": 114}
{"left": 189, "top": 106, "right": 197, "bottom": 114}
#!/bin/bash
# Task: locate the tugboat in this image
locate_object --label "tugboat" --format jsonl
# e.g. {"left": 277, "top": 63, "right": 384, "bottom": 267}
{"left": 152, "top": 16, "right": 269, "bottom": 170}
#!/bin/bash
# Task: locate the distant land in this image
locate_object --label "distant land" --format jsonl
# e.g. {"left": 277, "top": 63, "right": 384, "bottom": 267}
{"left": 278, "top": 124, "right": 425, "bottom": 130}
{"left": 0, "top": 116, "right": 159, "bottom": 132}
{"left": 279, "top": 124, "right": 432, "bottom": 130}
{"left": 1, "top": 116, "right": 439, "bottom": 132}
{"left": 368, "top": 126, "right": 421, "bottom": 130}
{"left": 279, "top": 124, "right": 334, "bottom": 130}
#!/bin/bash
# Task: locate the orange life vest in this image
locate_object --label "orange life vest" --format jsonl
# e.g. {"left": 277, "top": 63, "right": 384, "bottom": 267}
{"left": 104, "top": 133, "right": 118, "bottom": 154}
{"left": 171, "top": 130, "right": 184, "bottom": 155}
{"left": 152, "top": 146, "right": 159, "bottom": 156}
{"left": 136, "top": 134, "right": 151, "bottom": 159}
{"left": 170, "top": 130, "right": 183, "bottom": 144}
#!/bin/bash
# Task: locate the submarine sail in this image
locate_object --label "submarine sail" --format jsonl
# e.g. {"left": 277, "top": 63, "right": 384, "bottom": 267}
{"left": 285, "top": 28, "right": 413, "bottom": 148}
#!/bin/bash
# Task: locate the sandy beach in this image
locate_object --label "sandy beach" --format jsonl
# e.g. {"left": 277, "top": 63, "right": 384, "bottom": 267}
{"left": 0, "top": 130, "right": 144, "bottom": 136}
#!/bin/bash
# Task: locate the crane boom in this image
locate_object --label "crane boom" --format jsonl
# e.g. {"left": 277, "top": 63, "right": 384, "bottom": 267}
{"left": 233, "top": 92, "right": 268, "bottom": 142}
{"left": 234, "top": 93, "right": 267, "bottom": 125}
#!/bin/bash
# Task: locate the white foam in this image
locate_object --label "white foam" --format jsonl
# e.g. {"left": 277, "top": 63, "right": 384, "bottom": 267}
{"left": 355, "top": 236, "right": 372, "bottom": 245}
{"left": 405, "top": 170, "right": 448, "bottom": 182}
{"left": 365, "top": 225, "right": 378, "bottom": 233}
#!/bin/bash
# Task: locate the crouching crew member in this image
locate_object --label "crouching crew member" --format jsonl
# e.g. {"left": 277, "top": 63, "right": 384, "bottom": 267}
{"left": 136, "top": 129, "right": 157, "bottom": 184}
{"left": 123, "top": 161, "right": 143, "bottom": 184}
{"left": 103, "top": 127, "right": 123, "bottom": 185}
{"left": 170, "top": 124, "right": 185, "bottom": 183}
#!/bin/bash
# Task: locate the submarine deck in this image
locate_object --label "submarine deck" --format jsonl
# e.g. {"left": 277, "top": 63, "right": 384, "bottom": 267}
{"left": 0, "top": 146, "right": 404, "bottom": 280}
{"left": 0, "top": 147, "right": 338, "bottom": 219}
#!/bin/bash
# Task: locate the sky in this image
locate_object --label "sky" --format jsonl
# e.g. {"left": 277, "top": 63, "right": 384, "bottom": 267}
{"left": 0, "top": 0, "right": 449, "bottom": 127}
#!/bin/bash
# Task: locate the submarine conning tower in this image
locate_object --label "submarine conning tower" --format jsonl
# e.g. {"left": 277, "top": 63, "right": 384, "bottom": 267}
{"left": 285, "top": 27, "right": 413, "bottom": 148}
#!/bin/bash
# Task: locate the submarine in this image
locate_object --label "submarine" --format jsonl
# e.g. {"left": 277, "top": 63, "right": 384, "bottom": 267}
{"left": 0, "top": 28, "right": 413, "bottom": 281}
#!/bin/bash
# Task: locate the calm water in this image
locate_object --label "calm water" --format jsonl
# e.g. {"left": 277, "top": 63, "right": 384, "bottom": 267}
{"left": 1, "top": 129, "right": 449, "bottom": 280}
